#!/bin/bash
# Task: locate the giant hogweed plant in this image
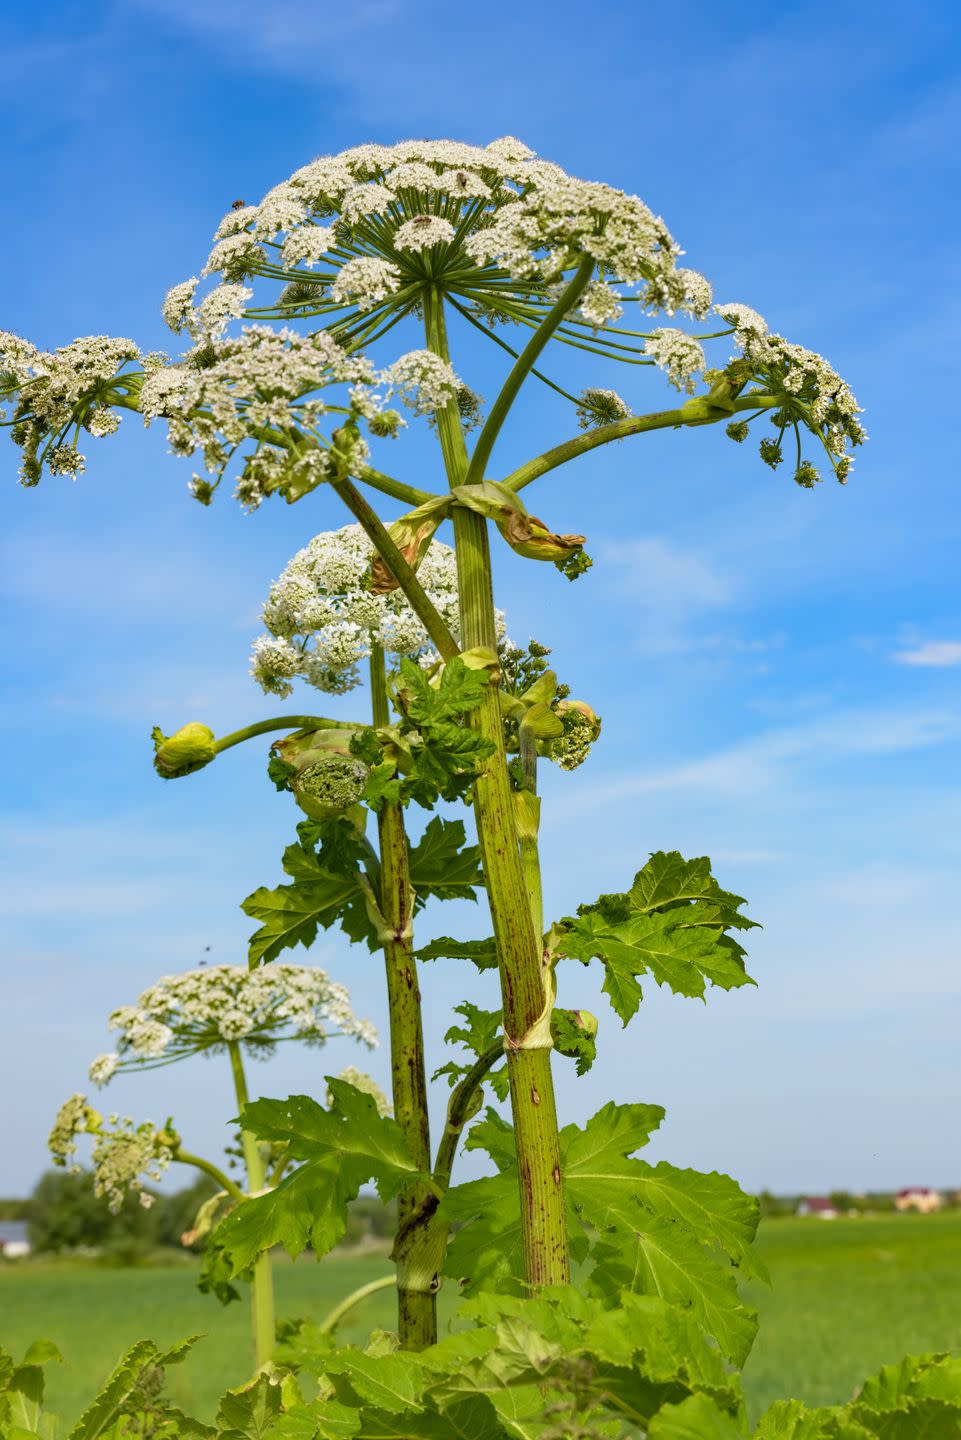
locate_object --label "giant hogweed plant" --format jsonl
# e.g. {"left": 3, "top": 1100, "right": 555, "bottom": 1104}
{"left": 6, "top": 138, "right": 953, "bottom": 1438}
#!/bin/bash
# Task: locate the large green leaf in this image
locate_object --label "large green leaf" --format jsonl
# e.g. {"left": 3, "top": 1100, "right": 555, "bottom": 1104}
{"left": 218, "top": 1081, "right": 423, "bottom": 1272}
{"left": 408, "top": 818, "right": 484, "bottom": 902}
{"left": 649, "top": 1393, "right": 745, "bottom": 1440}
{"left": 555, "top": 850, "right": 756, "bottom": 1023}
{"left": 443, "top": 1102, "right": 760, "bottom": 1364}
{"left": 242, "top": 843, "right": 364, "bottom": 966}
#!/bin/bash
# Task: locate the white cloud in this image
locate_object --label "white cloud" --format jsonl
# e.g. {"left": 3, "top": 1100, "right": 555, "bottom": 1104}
{"left": 564, "top": 703, "right": 961, "bottom": 806}
{"left": 893, "top": 640, "right": 961, "bottom": 668}
{"left": 129, "top": 0, "right": 402, "bottom": 74}
{"left": 599, "top": 536, "right": 743, "bottom": 656}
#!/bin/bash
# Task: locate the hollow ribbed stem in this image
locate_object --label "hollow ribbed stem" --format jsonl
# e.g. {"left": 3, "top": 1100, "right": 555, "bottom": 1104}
{"left": 464, "top": 257, "right": 595, "bottom": 488}
{"left": 501, "top": 393, "right": 780, "bottom": 494}
{"left": 355, "top": 464, "right": 437, "bottom": 508}
{"left": 173, "top": 1150, "right": 245, "bottom": 1205}
{"left": 318, "top": 1274, "right": 396, "bottom": 1335}
{"left": 423, "top": 286, "right": 570, "bottom": 1288}
{"left": 433, "top": 1040, "right": 505, "bottom": 1188}
{"left": 370, "top": 645, "right": 437, "bottom": 1349}
{"left": 518, "top": 726, "right": 543, "bottom": 939}
{"left": 331, "top": 478, "right": 458, "bottom": 661}
{"left": 213, "top": 715, "right": 359, "bottom": 755}
{"left": 228, "top": 1041, "right": 276, "bottom": 1370}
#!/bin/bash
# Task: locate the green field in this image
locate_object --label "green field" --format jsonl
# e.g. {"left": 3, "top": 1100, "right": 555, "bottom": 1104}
{"left": 2, "top": 1214, "right": 960, "bottom": 1426}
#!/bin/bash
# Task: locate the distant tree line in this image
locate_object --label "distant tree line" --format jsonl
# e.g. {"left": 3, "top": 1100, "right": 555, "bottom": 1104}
{"left": 757, "top": 1189, "right": 961, "bottom": 1218}
{"left": 15, "top": 1170, "right": 395, "bottom": 1261}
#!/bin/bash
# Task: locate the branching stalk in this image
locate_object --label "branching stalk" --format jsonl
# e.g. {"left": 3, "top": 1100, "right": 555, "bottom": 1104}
{"left": 369, "top": 645, "right": 437, "bottom": 1350}
{"left": 318, "top": 1275, "right": 397, "bottom": 1335}
{"left": 501, "top": 393, "right": 780, "bottom": 494}
{"left": 423, "top": 285, "right": 570, "bottom": 1288}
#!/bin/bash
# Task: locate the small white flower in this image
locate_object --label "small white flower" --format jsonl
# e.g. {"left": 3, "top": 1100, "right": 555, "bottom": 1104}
{"left": 330, "top": 256, "right": 400, "bottom": 312}
{"left": 161, "top": 278, "right": 199, "bottom": 334}
{"left": 196, "top": 283, "right": 252, "bottom": 338}
{"left": 393, "top": 216, "right": 455, "bottom": 252}
{"left": 643, "top": 328, "right": 706, "bottom": 393}
{"left": 281, "top": 225, "right": 337, "bottom": 268}
{"left": 89, "top": 1053, "right": 119, "bottom": 1087}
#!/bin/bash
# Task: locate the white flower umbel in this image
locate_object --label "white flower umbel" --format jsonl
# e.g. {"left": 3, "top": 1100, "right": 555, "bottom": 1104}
{"left": 253, "top": 522, "right": 469, "bottom": 695}
{"left": 4, "top": 135, "right": 864, "bottom": 492}
{"left": 0, "top": 332, "right": 140, "bottom": 485}
{"left": 382, "top": 351, "right": 460, "bottom": 416}
{"left": 643, "top": 328, "right": 706, "bottom": 394}
{"left": 330, "top": 256, "right": 401, "bottom": 312}
{"left": 575, "top": 387, "right": 632, "bottom": 431}
{"left": 393, "top": 216, "right": 456, "bottom": 253}
{"left": 90, "top": 963, "right": 377, "bottom": 1076}
{"left": 47, "top": 1096, "right": 174, "bottom": 1213}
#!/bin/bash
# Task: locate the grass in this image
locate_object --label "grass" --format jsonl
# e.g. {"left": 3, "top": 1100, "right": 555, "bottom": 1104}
{"left": 2, "top": 1214, "right": 960, "bottom": 1426}
{"left": 743, "top": 1211, "right": 961, "bottom": 1420}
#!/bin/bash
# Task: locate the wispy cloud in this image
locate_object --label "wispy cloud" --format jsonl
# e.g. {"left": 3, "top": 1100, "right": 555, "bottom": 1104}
{"left": 129, "top": 0, "right": 402, "bottom": 75}
{"left": 569, "top": 703, "right": 961, "bottom": 804}
{"left": 599, "top": 535, "right": 746, "bottom": 656}
{"left": 893, "top": 640, "right": 961, "bottom": 668}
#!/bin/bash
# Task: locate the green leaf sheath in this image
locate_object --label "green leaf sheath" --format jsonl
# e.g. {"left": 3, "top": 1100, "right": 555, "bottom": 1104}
{"left": 424, "top": 284, "right": 569, "bottom": 1289}
{"left": 370, "top": 645, "right": 437, "bottom": 1349}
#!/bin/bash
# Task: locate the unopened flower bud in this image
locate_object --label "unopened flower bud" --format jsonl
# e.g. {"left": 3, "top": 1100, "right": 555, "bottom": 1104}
{"left": 152, "top": 723, "right": 216, "bottom": 779}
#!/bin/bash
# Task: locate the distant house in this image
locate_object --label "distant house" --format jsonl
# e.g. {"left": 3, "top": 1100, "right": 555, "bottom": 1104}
{"left": 796, "top": 1197, "right": 838, "bottom": 1219}
{"left": 0, "top": 1221, "right": 31, "bottom": 1259}
{"left": 895, "top": 1188, "right": 943, "bottom": 1214}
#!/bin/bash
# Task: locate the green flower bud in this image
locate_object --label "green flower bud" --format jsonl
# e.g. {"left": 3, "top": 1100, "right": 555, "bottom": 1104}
{"left": 291, "top": 751, "right": 369, "bottom": 821}
{"left": 152, "top": 723, "right": 216, "bottom": 779}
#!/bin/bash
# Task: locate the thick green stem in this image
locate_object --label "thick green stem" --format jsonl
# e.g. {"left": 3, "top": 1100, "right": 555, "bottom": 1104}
{"left": 229, "top": 1042, "right": 276, "bottom": 1370}
{"left": 369, "top": 646, "right": 437, "bottom": 1350}
{"left": 501, "top": 393, "right": 780, "bottom": 494}
{"left": 355, "top": 464, "right": 437, "bottom": 508}
{"left": 331, "top": 478, "right": 458, "bottom": 661}
{"left": 517, "top": 727, "right": 543, "bottom": 939}
{"left": 433, "top": 1040, "right": 505, "bottom": 1189}
{"left": 464, "top": 257, "right": 596, "bottom": 487}
{"left": 318, "top": 1275, "right": 397, "bottom": 1335}
{"left": 213, "top": 715, "right": 359, "bottom": 755}
{"left": 423, "top": 287, "right": 570, "bottom": 1288}
{"left": 173, "top": 1150, "right": 246, "bottom": 1204}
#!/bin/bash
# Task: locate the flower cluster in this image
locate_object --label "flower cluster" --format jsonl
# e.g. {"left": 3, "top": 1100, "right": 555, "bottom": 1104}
{"left": 575, "top": 388, "right": 632, "bottom": 431}
{"left": 252, "top": 522, "right": 466, "bottom": 695}
{"left": 184, "top": 137, "right": 704, "bottom": 354}
{"left": 87, "top": 963, "right": 377, "bottom": 1076}
{"left": 139, "top": 325, "right": 378, "bottom": 509}
{"left": 547, "top": 700, "right": 603, "bottom": 771}
{"left": 643, "top": 329, "right": 706, "bottom": 394}
{"left": 48, "top": 1096, "right": 174, "bottom": 1213}
{"left": 713, "top": 301, "right": 865, "bottom": 482}
{"left": 1, "top": 331, "right": 140, "bottom": 485}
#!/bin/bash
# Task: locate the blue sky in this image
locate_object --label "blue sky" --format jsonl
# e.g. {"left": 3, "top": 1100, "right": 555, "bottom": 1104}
{"left": 2, "top": 0, "right": 960, "bottom": 1200}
